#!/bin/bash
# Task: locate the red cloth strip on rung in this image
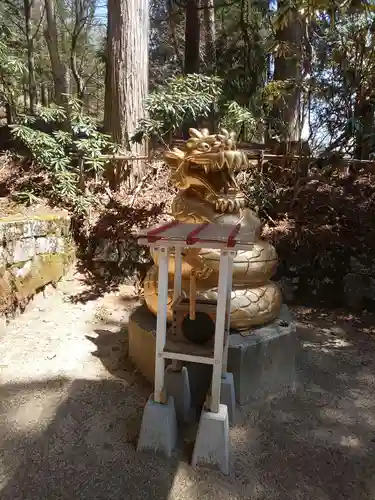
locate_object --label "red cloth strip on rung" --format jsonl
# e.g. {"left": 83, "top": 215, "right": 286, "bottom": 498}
{"left": 186, "top": 222, "right": 209, "bottom": 245}
{"left": 227, "top": 223, "right": 241, "bottom": 247}
{"left": 146, "top": 220, "right": 180, "bottom": 242}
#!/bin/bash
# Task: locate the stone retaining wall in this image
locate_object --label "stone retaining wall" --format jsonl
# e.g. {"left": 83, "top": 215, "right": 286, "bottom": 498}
{"left": 0, "top": 213, "right": 74, "bottom": 317}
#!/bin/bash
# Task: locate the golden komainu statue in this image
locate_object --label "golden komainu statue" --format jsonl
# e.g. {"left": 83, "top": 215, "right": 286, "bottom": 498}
{"left": 144, "top": 128, "right": 282, "bottom": 330}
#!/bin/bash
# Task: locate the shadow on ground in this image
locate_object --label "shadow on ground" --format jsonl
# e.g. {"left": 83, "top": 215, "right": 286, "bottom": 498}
{"left": 1, "top": 307, "right": 375, "bottom": 499}
{"left": 64, "top": 262, "right": 140, "bottom": 305}
{"left": 0, "top": 378, "right": 177, "bottom": 500}
{"left": 233, "top": 308, "right": 375, "bottom": 499}
{"left": 69, "top": 199, "right": 167, "bottom": 305}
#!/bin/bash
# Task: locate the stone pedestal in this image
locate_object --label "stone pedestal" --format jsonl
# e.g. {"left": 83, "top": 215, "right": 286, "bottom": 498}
{"left": 228, "top": 304, "right": 296, "bottom": 405}
{"left": 128, "top": 303, "right": 296, "bottom": 407}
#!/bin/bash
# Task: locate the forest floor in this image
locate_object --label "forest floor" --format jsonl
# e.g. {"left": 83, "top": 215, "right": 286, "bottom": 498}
{"left": 1, "top": 267, "right": 375, "bottom": 500}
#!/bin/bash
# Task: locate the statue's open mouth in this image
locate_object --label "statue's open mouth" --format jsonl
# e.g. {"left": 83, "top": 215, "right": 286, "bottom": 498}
{"left": 186, "top": 151, "right": 247, "bottom": 212}
{"left": 166, "top": 128, "right": 248, "bottom": 213}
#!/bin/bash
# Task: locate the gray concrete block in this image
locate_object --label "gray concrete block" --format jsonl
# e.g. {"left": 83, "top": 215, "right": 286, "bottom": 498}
{"left": 192, "top": 404, "right": 229, "bottom": 475}
{"left": 227, "top": 304, "right": 296, "bottom": 405}
{"left": 220, "top": 372, "right": 236, "bottom": 426}
{"left": 165, "top": 365, "right": 192, "bottom": 424}
{"left": 137, "top": 396, "right": 177, "bottom": 457}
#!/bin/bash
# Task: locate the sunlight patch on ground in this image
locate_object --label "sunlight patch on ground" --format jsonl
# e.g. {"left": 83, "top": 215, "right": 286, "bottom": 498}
{"left": 4, "top": 394, "right": 63, "bottom": 434}
{"left": 340, "top": 435, "right": 361, "bottom": 448}
{"left": 302, "top": 335, "right": 351, "bottom": 351}
{"left": 319, "top": 407, "right": 356, "bottom": 426}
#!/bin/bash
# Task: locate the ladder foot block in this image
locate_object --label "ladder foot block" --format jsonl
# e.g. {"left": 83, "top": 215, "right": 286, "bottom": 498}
{"left": 191, "top": 404, "right": 229, "bottom": 475}
{"left": 165, "top": 365, "right": 192, "bottom": 424}
{"left": 220, "top": 372, "right": 236, "bottom": 426}
{"left": 137, "top": 395, "right": 177, "bottom": 457}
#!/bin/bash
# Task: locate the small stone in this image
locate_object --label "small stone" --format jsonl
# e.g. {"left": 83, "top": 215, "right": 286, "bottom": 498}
{"left": 0, "top": 220, "right": 31, "bottom": 241}
{"left": 30, "top": 219, "right": 50, "bottom": 237}
{"left": 35, "top": 236, "right": 65, "bottom": 255}
{"left": 6, "top": 238, "right": 35, "bottom": 264}
{"left": 10, "top": 260, "right": 33, "bottom": 279}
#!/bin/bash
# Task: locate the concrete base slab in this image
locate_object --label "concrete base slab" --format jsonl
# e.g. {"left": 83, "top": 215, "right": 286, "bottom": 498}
{"left": 137, "top": 396, "right": 177, "bottom": 457}
{"left": 191, "top": 404, "right": 229, "bottom": 475}
{"left": 165, "top": 365, "right": 192, "bottom": 424}
{"left": 220, "top": 372, "right": 236, "bottom": 426}
{"left": 227, "top": 304, "right": 297, "bottom": 405}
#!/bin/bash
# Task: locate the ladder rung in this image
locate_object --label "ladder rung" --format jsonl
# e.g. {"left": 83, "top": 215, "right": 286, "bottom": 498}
{"left": 162, "top": 351, "right": 215, "bottom": 365}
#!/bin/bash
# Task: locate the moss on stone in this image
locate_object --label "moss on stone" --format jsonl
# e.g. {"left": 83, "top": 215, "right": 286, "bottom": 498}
{"left": 0, "top": 274, "right": 13, "bottom": 314}
{"left": 11, "top": 251, "right": 74, "bottom": 301}
{"left": 0, "top": 214, "right": 71, "bottom": 242}
{"left": 0, "top": 213, "right": 74, "bottom": 317}
{"left": 0, "top": 213, "right": 69, "bottom": 223}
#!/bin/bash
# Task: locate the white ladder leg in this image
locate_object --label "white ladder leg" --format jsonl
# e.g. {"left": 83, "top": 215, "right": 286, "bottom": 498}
{"left": 173, "top": 246, "right": 182, "bottom": 302}
{"left": 154, "top": 246, "right": 169, "bottom": 403}
{"left": 222, "top": 250, "right": 235, "bottom": 375}
{"left": 210, "top": 250, "right": 233, "bottom": 413}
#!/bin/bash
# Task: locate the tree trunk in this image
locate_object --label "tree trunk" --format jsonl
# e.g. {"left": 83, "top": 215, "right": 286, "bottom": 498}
{"left": 201, "top": 0, "right": 216, "bottom": 72}
{"left": 167, "top": 0, "right": 183, "bottom": 70}
{"left": 23, "top": 83, "right": 28, "bottom": 112}
{"left": 268, "top": 1, "right": 303, "bottom": 142}
{"left": 70, "top": 47, "right": 85, "bottom": 100}
{"left": 43, "top": 0, "right": 69, "bottom": 108}
{"left": 70, "top": 0, "right": 91, "bottom": 101}
{"left": 5, "top": 103, "right": 15, "bottom": 125}
{"left": 354, "top": 86, "right": 375, "bottom": 160}
{"left": 41, "top": 82, "right": 48, "bottom": 106}
{"left": 24, "top": 0, "right": 37, "bottom": 114}
{"left": 184, "top": 0, "right": 200, "bottom": 74}
{"left": 104, "top": 0, "right": 149, "bottom": 190}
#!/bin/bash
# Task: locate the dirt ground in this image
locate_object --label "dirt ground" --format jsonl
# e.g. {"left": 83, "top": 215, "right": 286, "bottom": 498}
{"left": 1, "top": 268, "right": 375, "bottom": 500}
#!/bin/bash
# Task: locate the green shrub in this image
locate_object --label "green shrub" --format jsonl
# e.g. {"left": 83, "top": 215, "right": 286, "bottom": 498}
{"left": 11, "top": 98, "right": 119, "bottom": 214}
{"left": 132, "top": 74, "right": 222, "bottom": 144}
{"left": 133, "top": 73, "right": 261, "bottom": 144}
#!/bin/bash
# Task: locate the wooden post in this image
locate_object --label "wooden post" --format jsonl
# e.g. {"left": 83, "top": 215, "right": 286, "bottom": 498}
{"left": 172, "top": 246, "right": 183, "bottom": 372}
{"left": 222, "top": 251, "right": 235, "bottom": 375}
{"left": 189, "top": 270, "right": 196, "bottom": 320}
{"left": 154, "top": 246, "right": 169, "bottom": 403}
{"left": 210, "top": 250, "right": 231, "bottom": 413}
{"left": 173, "top": 246, "right": 182, "bottom": 302}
